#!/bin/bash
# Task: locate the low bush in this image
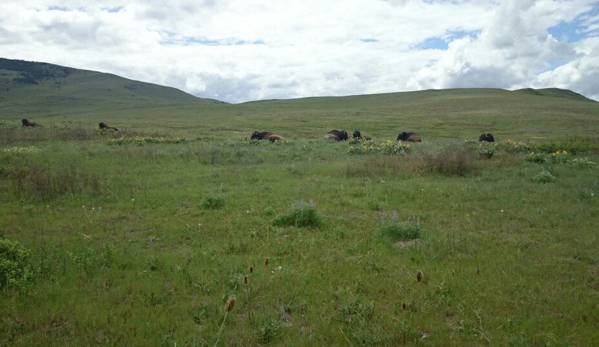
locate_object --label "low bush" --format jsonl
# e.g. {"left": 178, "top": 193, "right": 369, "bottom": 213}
{"left": 348, "top": 138, "right": 411, "bottom": 155}
{"left": 525, "top": 150, "right": 596, "bottom": 167}
{"left": 532, "top": 169, "right": 557, "bottom": 183}
{"left": 0, "top": 239, "right": 34, "bottom": 292}
{"left": 201, "top": 193, "right": 225, "bottom": 209}
{"left": 533, "top": 139, "right": 599, "bottom": 155}
{"left": 375, "top": 214, "right": 420, "bottom": 243}
{"left": 273, "top": 200, "right": 323, "bottom": 228}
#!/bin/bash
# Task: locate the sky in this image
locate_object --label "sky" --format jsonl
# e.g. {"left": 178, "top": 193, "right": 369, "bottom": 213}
{"left": 1, "top": 0, "right": 598, "bottom": 104}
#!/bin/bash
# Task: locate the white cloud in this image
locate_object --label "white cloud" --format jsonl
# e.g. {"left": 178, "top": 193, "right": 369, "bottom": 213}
{"left": 0, "top": 0, "right": 598, "bottom": 103}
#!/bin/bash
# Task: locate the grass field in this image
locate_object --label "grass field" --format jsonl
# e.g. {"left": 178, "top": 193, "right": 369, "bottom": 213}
{"left": 2, "top": 67, "right": 599, "bottom": 346}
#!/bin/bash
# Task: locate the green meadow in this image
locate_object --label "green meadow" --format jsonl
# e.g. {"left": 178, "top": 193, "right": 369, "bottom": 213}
{"left": 2, "top": 59, "right": 599, "bottom": 346}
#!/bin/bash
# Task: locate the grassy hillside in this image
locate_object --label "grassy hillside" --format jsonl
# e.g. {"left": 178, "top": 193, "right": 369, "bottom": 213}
{"left": 0, "top": 58, "right": 223, "bottom": 119}
{"left": 2, "top": 58, "right": 599, "bottom": 143}
{"left": 1, "top": 59, "right": 599, "bottom": 346}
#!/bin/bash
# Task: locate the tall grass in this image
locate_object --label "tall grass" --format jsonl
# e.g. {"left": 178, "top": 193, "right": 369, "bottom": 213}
{"left": 415, "top": 145, "right": 480, "bottom": 176}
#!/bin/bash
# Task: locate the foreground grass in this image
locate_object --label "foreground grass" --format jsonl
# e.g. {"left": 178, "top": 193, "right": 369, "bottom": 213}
{"left": 0, "top": 90, "right": 599, "bottom": 346}
{"left": 1, "top": 102, "right": 599, "bottom": 345}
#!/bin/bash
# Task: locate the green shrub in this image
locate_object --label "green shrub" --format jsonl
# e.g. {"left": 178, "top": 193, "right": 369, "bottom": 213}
{"left": 525, "top": 152, "right": 549, "bottom": 164}
{"left": 347, "top": 138, "right": 411, "bottom": 155}
{"left": 273, "top": 200, "right": 323, "bottom": 228}
{"left": 464, "top": 141, "right": 496, "bottom": 159}
{"left": 496, "top": 139, "right": 533, "bottom": 153}
{"left": 533, "top": 139, "right": 599, "bottom": 155}
{"left": 532, "top": 169, "right": 557, "bottom": 183}
{"left": 201, "top": 194, "right": 225, "bottom": 209}
{"left": 0, "top": 239, "right": 34, "bottom": 291}
{"left": 526, "top": 150, "right": 596, "bottom": 167}
{"left": 376, "top": 214, "right": 420, "bottom": 243}
{"left": 570, "top": 157, "right": 596, "bottom": 168}
{"left": 367, "top": 198, "right": 382, "bottom": 211}
{"left": 549, "top": 150, "right": 570, "bottom": 164}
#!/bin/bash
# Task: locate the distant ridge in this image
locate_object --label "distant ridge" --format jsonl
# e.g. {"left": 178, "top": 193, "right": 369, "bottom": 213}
{"left": 0, "top": 57, "right": 225, "bottom": 111}
{"left": 514, "top": 88, "right": 596, "bottom": 103}
{"left": 1, "top": 57, "right": 596, "bottom": 120}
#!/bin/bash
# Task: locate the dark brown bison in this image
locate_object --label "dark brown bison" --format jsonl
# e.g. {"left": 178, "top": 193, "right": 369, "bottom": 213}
{"left": 397, "top": 131, "right": 421, "bottom": 142}
{"left": 99, "top": 122, "right": 118, "bottom": 131}
{"left": 251, "top": 131, "right": 273, "bottom": 140}
{"left": 352, "top": 130, "right": 372, "bottom": 141}
{"left": 324, "top": 129, "right": 349, "bottom": 141}
{"left": 478, "top": 133, "right": 495, "bottom": 142}
{"left": 22, "top": 119, "right": 39, "bottom": 127}
{"left": 251, "top": 131, "right": 283, "bottom": 142}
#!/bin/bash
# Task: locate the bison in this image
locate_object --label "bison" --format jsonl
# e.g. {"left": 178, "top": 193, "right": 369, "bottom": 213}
{"left": 266, "top": 134, "right": 284, "bottom": 142}
{"left": 324, "top": 129, "right": 349, "bottom": 141}
{"left": 352, "top": 130, "right": 372, "bottom": 141}
{"left": 478, "top": 133, "right": 495, "bottom": 142}
{"left": 99, "top": 122, "right": 119, "bottom": 131}
{"left": 22, "top": 119, "right": 39, "bottom": 127}
{"left": 251, "top": 131, "right": 283, "bottom": 142}
{"left": 397, "top": 131, "right": 421, "bottom": 142}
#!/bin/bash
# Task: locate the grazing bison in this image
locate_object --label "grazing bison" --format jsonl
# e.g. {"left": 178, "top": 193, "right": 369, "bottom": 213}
{"left": 352, "top": 130, "right": 372, "bottom": 141}
{"left": 99, "top": 122, "right": 118, "bottom": 131}
{"left": 324, "top": 129, "right": 349, "bottom": 141}
{"left": 478, "top": 133, "right": 495, "bottom": 142}
{"left": 22, "top": 119, "right": 39, "bottom": 127}
{"left": 251, "top": 131, "right": 283, "bottom": 142}
{"left": 397, "top": 131, "right": 422, "bottom": 142}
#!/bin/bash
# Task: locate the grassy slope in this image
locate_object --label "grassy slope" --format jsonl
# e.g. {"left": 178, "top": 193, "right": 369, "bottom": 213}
{"left": 2, "top": 57, "right": 598, "bottom": 141}
{"left": 1, "top": 61, "right": 599, "bottom": 346}
{"left": 0, "top": 59, "right": 222, "bottom": 120}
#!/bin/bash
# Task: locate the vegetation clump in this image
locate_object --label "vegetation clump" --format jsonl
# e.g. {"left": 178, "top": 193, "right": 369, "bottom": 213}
{"left": 532, "top": 169, "right": 557, "bottom": 183}
{"left": 375, "top": 213, "right": 420, "bottom": 244}
{"left": 0, "top": 239, "right": 34, "bottom": 292}
{"left": 201, "top": 193, "right": 225, "bottom": 209}
{"left": 107, "top": 136, "right": 190, "bottom": 145}
{"left": 525, "top": 150, "right": 596, "bottom": 167}
{"left": 273, "top": 200, "right": 323, "bottom": 228}
{"left": 417, "top": 145, "right": 478, "bottom": 176}
{"left": 533, "top": 138, "right": 599, "bottom": 155}
{"left": 348, "top": 138, "right": 410, "bottom": 155}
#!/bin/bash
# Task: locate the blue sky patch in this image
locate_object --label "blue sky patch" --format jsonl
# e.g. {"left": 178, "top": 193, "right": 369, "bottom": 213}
{"left": 549, "top": 3, "right": 599, "bottom": 43}
{"left": 417, "top": 37, "right": 448, "bottom": 50}
{"left": 361, "top": 38, "right": 379, "bottom": 43}
{"left": 415, "top": 29, "right": 478, "bottom": 50}
{"left": 105, "top": 7, "right": 124, "bottom": 13}
{"left": 544, "top": 59, "right": 569, "bottom": 73}
{"left": 549, "top": 20, "right": 586, "bottom": 43}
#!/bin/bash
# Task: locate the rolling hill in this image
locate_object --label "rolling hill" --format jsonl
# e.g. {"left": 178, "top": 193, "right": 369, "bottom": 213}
{"left": 0, "top": 58, "right": 224, "bottom": 119}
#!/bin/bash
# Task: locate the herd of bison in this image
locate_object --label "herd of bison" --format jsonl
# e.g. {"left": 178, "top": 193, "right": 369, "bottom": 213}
{"left": 20, "top": 118, "right": 495, "bottom": 143}
{"left": 251, "top": 129, "right": 494, "bottom": 143}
